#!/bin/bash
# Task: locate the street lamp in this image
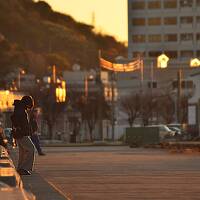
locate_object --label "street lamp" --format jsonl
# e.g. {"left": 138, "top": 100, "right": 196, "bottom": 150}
{"left": 18, "top": 68, "right": 25, "bottom": 90}
{"left": 157, "top": 54, "right": 169, "bottom": 69}
{"left": 157, "top": 55, "right": 200, "bottom": 124}
{"left": 190, "top": 58, "right": 200, "bottom": 68}
{"left": 156, "top": 54, "right": 183, "bottom": 123}
{"left": 84, "top": 74, "right": 94, "bottom": 101}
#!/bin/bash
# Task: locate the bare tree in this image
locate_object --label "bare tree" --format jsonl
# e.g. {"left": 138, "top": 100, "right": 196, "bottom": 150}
{"left": 140, "top": 93, "right": 157, "bottom": 126}
{"left": 156, "top": 94, "right": 175, "bottom": 124}
{"left": 33, "top": 84, "right": 66, "bottom": 139}
{"left": 180, "top": 95, "right": 189, "bottom": 124}
{"left": 120, "top": 93, "right": 141, "bottom": 127}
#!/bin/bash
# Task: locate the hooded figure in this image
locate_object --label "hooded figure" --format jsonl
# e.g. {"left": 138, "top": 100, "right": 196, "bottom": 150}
{"left": 11, "top": 96, "right": 35, "bottom": 175}
{"left": 11, "top": 99, "right": 31, "bottom": 138}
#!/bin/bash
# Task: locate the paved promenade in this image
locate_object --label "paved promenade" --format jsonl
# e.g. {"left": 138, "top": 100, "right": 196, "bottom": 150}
{"left": 30, "top": 146, "right": 200, "bottom": 200}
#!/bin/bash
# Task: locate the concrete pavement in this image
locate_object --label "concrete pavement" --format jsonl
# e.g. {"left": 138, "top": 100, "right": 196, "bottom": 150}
{"left": 9, "top": 147, "right": 67, "bottom": 200}
{"left": 33, "top": 146, "right": 200, "bottom": 200}
{"left": 21, "top": 172, "right": 66, "bottom": 200}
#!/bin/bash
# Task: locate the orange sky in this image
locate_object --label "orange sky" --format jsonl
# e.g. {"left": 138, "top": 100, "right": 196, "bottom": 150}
{"left": 43, "top": 0, "right": 128, "bottom": 42}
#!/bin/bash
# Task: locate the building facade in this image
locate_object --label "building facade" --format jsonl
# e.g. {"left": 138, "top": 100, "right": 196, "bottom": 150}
{"left": 128, "top": 0, "right": 200, "bottom": 65}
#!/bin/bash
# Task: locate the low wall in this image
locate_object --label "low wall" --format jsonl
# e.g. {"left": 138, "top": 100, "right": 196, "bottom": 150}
{"left": 0, "top": 145, "right": 35, "bottom": 200}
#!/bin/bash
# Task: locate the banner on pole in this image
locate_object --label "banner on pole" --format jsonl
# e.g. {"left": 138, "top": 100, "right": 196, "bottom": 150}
{"left": 100, "top": 58, "right": 141, "bottom": 72}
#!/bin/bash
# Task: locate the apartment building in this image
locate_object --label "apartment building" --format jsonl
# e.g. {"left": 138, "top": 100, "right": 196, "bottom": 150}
{"left": 128, "top": 0, "right": 200, "bottom": 65}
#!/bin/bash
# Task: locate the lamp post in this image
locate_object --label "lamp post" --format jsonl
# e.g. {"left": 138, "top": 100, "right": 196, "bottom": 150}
{"left": 111, "top": 71, "right": 116, "bottom": 141}
{"left": 18, "top": 68, "right": 25, "bottom": 90}
{"left": 157, "top": 56, "right": 200, "bottom": 124}
{"left": 157, "top": 54, "right": 183, "bottom": 123}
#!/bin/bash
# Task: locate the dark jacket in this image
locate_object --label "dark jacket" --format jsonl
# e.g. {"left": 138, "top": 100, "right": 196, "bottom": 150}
{"left": 11, "top": 100, "right": 32, "bottom": 138}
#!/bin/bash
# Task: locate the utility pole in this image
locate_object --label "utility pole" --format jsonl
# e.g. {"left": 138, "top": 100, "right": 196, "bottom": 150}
{"left": 97, "top": 50, "right": 103, "bottom": 141}
{"left": 111, "top": 71, "right": 115, "bottom": 141}
{"left": 177, "top": 69, "right": 182, "bottom": 124}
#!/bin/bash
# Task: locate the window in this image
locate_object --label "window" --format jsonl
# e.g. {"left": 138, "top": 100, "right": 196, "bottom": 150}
{"left": 164, "top": 17, "right": 177, "bottom": 25}
{"left": 180, "top": 16, "right": 193, "bottom": 24}
{"left": 196, "top": 33, "right": 200, "bottom": 40}
{"left": 164, "top": 34, "right": 177, "bottom": 42}
{"left": 180, "top": 0, "right": 193, "bottom": 8}
{"left": 165, "top": 51, "right": 178, "bottom": 58}
{"left": 180, "top": 50, "right": 193, "bottom": 58}
{"left": 132, "top": 52, "right": 145, "bottom": 58}
{"left": 197, "top": 16, "right": 200, "bottom": 23}
{"left": 132, "top": 1, "right": 145, "bottom": 10}
{"left": 172, "top": 80, "right": 193, "bottom": 89}
{"left": 148, "top": 1, "right": 161, "bottom": 9}
{"left": 132, "top": 35, "right": 146, "bottom": 43}
{"left": 181, "top": 33, "right": 193, "bottom": 41}
{"left": 132, "top": 18, "right": 146, "bottom": 26}
{"left": 148, "top": 34, "right": 161, "bottom": 42}
{"left": 149, "top": 51, "right": 162, "bottom": 57}
{"left": 148, "top": 81, "right": 157, "bottom": 88}
{"left": 148, "top": 17, "right": 161, "bottom": 25}
{"left": 181, "top": 81, "right": 194, "bottom": 89}
{"left": 164, "top": 0, "right": 177, "bottom": 8}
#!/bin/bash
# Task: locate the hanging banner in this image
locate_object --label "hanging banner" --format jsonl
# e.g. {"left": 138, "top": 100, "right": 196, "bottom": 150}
{"left": 100, "top": 58, "right": 141, "bottom": 72}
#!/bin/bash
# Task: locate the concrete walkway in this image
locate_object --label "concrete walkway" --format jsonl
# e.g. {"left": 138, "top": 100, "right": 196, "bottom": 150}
{"left": 21, "top": 172, "right": 66, "bottom": 200}
{"left": 34, "top": 146, "right": 200, "bottom": 200}
{"left": 9, "top": 148, "right": 67, "bottom": 200}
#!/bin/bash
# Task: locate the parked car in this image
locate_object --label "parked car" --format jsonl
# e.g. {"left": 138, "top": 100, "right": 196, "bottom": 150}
{"left": 168, "top": 126, "right": 181, "bottom": 135}
{"left": 167, "top": 124, "right": 189, "bottom": 140}
{"left": 147, "top": 125, "right": 175, "bottom": 140}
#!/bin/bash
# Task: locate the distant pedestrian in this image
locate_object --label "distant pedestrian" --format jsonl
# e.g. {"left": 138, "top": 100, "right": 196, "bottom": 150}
{"left": 11, "top": 96, "right": 35, "bottom": 175}
{"left": 30, "top": 109, "right": 45, "bottom": 156}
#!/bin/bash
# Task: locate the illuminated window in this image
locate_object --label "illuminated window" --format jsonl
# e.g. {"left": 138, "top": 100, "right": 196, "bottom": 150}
{"left": 149, "top": 51, "right": 162, "bottom": 57}
{"left": 181, "top": 33, "right": 193, "bottom": 41}
{"left": 132, "top": 35, "right": 146, "bottom": 43}
{"left": 180, "top": 16, "right": 193, "bottom": 24}
{"left": 148, "top": 1, "right": 161, "bottom": 9}
{"left": 165, "top": 51, "right": 178, "bottom": 58}
{"left": 132, "top": 18, "right": 146, "bottom": 26}
{"left": 164, "top": 0, "right": 177, "bottom": 8}
{"left": 164, "top": 17, "right": 177, "bottom": 25}
{"left": 132, "top": 1, "right": 145, "bottom": 10}
{"left": 180, "top": 50, "right": 193, "bottom": 58}
{"left": 148, "top": 17, "right": 161, "bottom": 25}
{"left": 148, "top": 34, "right": 161, "bottom": 42}
{"left": 164, "top": 34, "right": 177, "bottom": 42}
{"left": 180, "top": 0, "right": 193, "bottom": 8}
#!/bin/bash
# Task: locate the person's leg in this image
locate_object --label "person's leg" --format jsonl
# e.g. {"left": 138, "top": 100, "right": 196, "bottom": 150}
{"left": 17, "top": 136, "right": 35, "bottom": 171}
{"left": 31, "top": 134, "right": 43, "bottom": 154}
{"left": 17, "top": 139, "right": 26, "bottom": 170}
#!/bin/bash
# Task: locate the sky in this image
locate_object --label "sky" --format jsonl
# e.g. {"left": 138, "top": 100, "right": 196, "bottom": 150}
{"left": 44, "top": 0, "right": 128, "bottom": 43}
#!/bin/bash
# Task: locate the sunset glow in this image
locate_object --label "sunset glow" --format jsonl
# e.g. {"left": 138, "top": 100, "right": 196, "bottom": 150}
{"left": 44, "top": 0, "right": 128, "bottom": 42}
